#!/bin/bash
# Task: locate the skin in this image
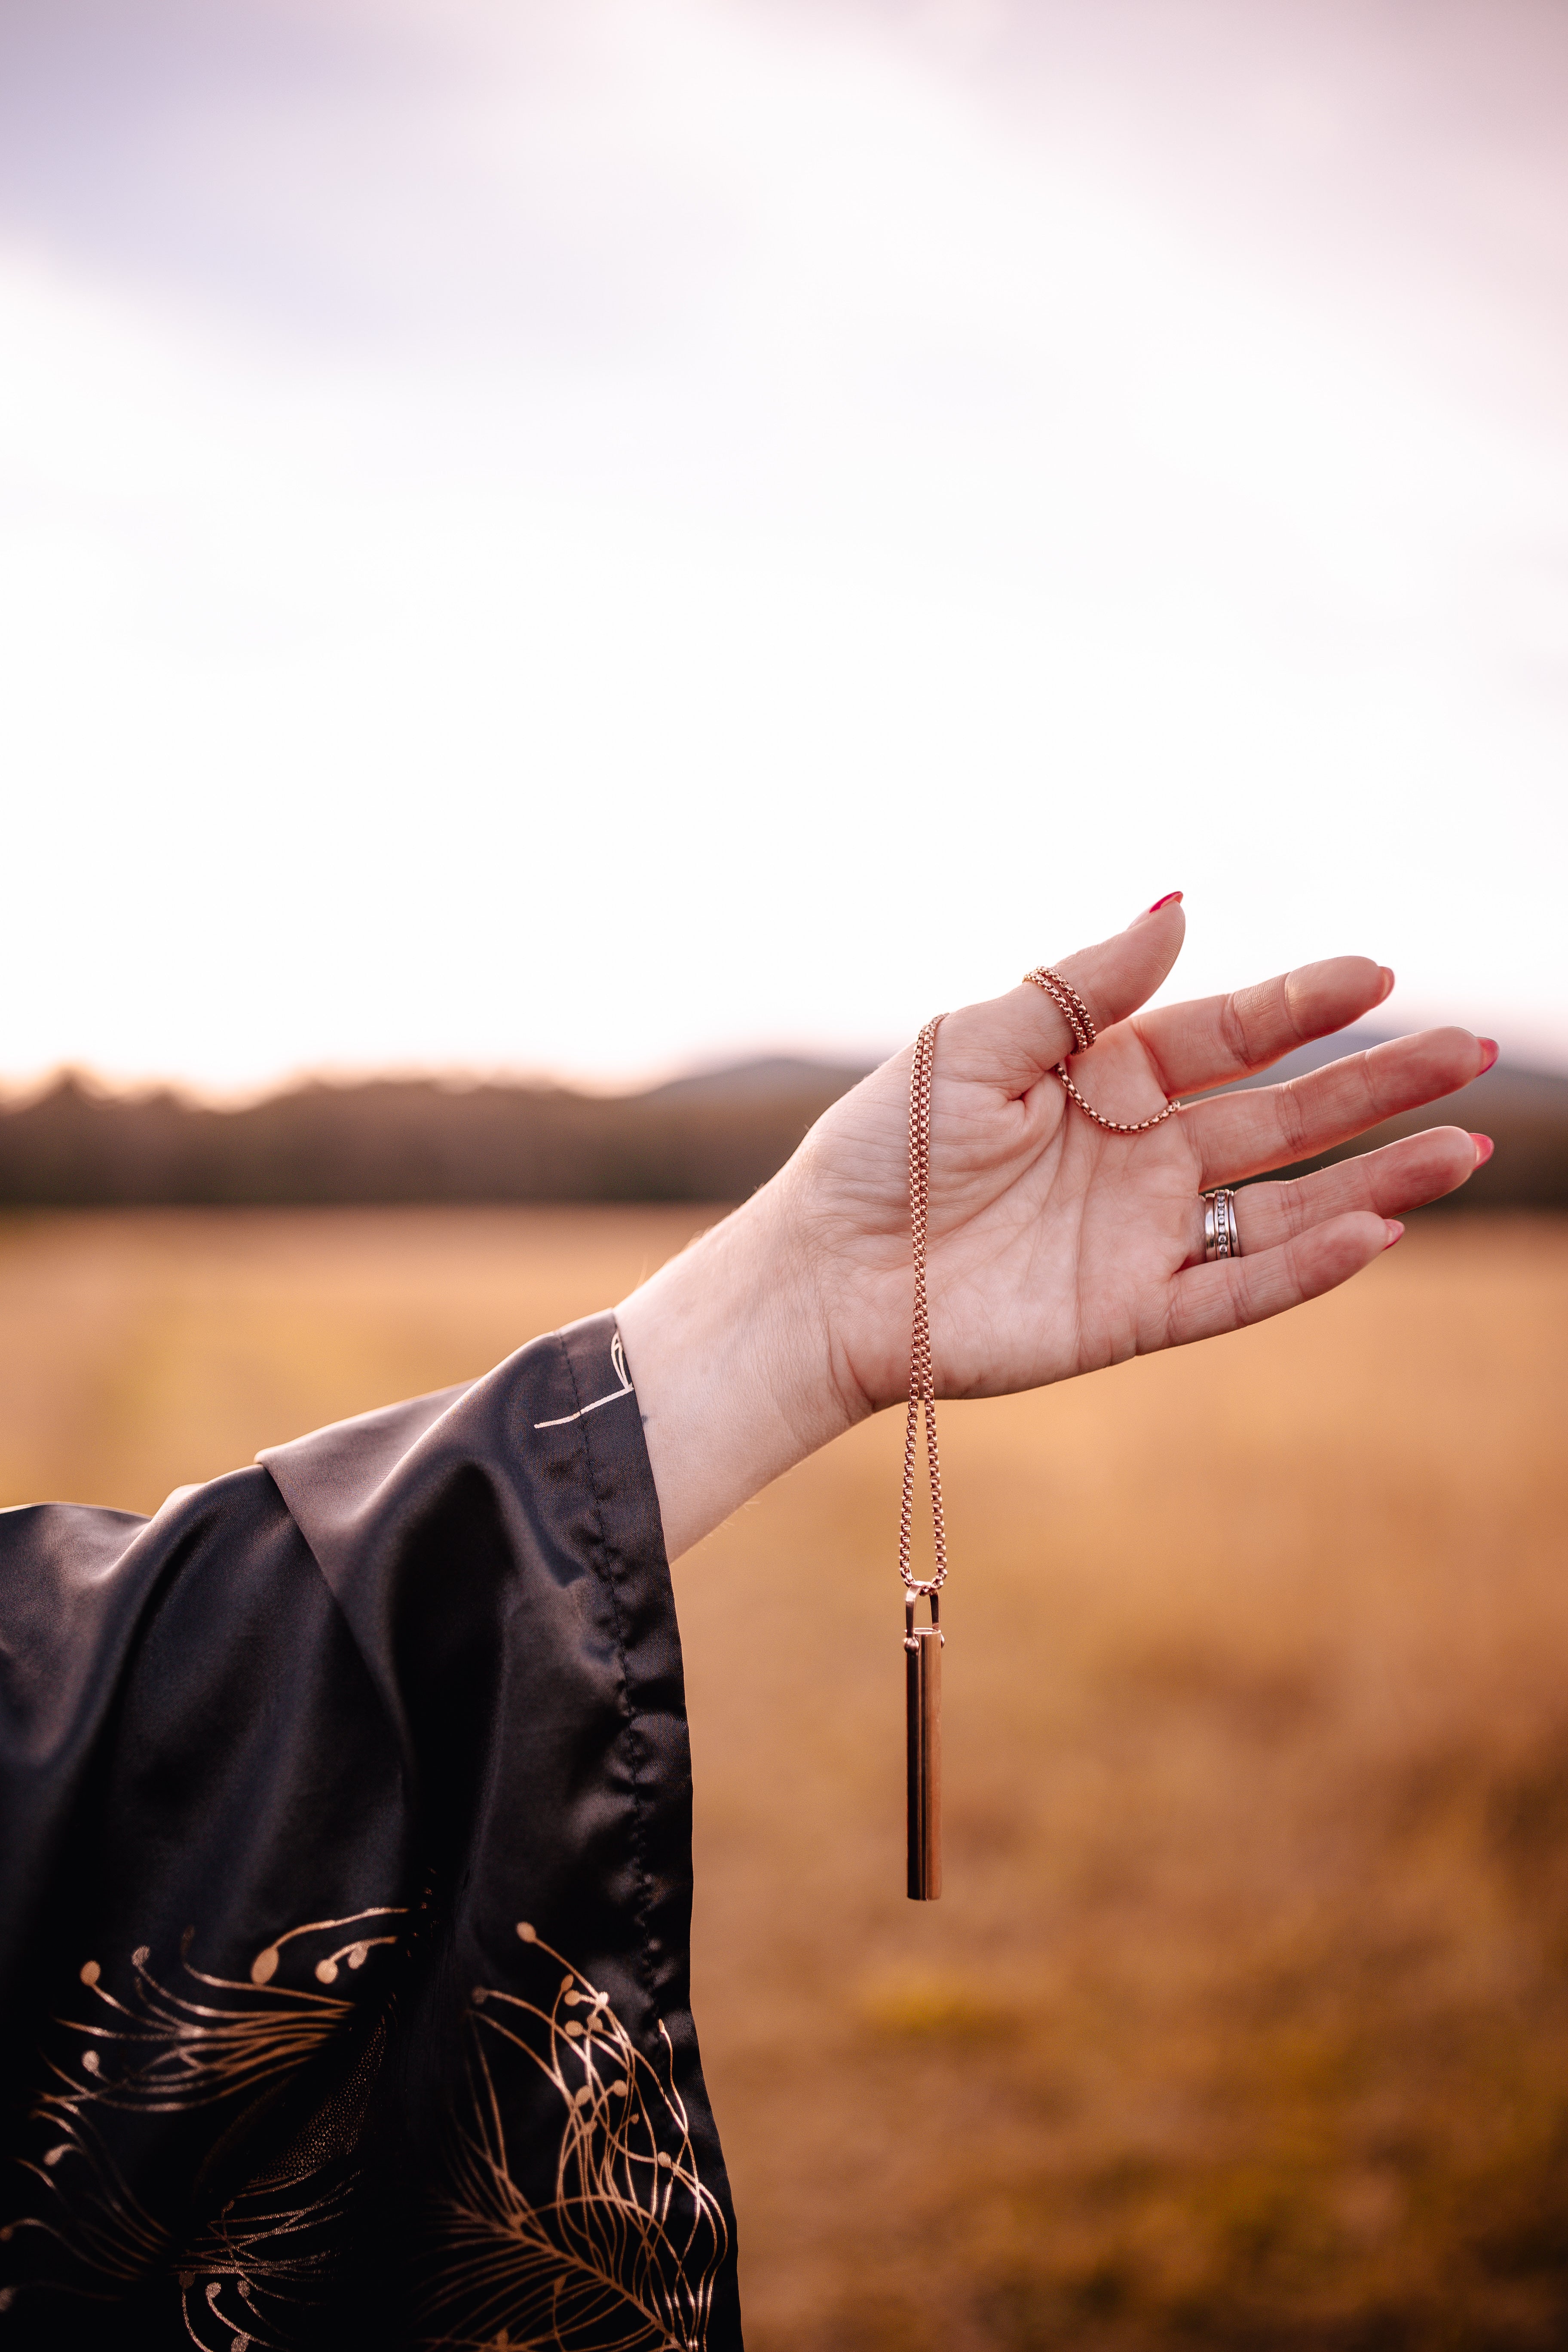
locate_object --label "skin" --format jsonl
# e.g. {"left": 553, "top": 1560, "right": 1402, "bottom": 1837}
{"left": 615, "top": 896, "right": 1494, "bottom": 1560}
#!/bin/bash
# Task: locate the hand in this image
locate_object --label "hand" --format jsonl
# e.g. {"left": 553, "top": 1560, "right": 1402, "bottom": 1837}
{"left": 789, "top": 894, "right": 1490, "bottom": 1412}
{"left": 616, "top": 898, "right": 1492, "bottom": 1558}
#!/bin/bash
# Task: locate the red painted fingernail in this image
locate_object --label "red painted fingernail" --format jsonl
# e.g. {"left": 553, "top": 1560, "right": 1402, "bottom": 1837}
{"left": 1383, "top": 1219, "right": 1405, "bottom": 1248}
{"left": 1144, "top": 891, "right": 1183, "bottom": 915}
{"left": 1470, "top": 1132, "right": 1494, "bottom": 1166}
{"left": 1477, "top": 1038, "right": 1500, "bottom": 1073}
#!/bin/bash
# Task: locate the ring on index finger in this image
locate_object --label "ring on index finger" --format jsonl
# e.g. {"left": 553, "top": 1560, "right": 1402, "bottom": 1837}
{"left": 1202, "top": 1188, "right": 1242, "bottom": 1261}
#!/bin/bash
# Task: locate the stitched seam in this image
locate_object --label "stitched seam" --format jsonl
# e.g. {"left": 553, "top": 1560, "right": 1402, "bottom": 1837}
{"left": 554, "top": 1326, "right": 660, "bottom": 2018}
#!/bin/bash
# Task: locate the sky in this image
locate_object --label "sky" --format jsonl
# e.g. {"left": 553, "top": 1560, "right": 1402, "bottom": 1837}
{"left": 1, "top": 0, "right": 1565, "bottom": 1095}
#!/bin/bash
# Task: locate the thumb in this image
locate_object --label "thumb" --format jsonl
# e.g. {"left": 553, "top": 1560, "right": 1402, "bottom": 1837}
{"left": 943, "top": 891, "right": 1187, "bottom": 1093}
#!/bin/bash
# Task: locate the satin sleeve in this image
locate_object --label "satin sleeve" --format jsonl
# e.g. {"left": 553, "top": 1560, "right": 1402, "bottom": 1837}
{"left": 0, "top": 1312, "right": 741, "bottom": 2352}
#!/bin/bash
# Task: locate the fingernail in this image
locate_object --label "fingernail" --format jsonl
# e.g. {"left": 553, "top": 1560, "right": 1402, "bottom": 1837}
{"left": 1470, "top": 1132, "right": 1494, "bottom": 1166}
{"left": 1376, "top": 966, "right": 1395, "bottom": 1004}
{"left": 1477, "top": 1037, "right": 1500, "bottom": 1073}
{"left": 1143, "top": 891, "right": 1183, "bottom": 915}
{"left": 1383, "top": 1219, "right": 1405, "bottom": 1249}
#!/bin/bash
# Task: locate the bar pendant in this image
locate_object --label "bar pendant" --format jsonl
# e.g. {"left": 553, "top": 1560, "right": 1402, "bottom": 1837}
{"left": 905, "top": 1596, "right": 943, "bottom": 1901}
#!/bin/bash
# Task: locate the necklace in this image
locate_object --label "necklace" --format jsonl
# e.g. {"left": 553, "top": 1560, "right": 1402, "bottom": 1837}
{"left": 1024, "top": 964, "right": 1180, "bottom": 1132}
{"left": 898, "top": 973, "right": 1178, "bottom": 1902}
{"left": 900, "top": 1014, "right": 947, "bottom": 1901}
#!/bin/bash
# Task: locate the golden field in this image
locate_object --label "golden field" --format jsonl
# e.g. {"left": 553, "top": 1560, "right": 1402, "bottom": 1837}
{"left": 2, "top": 1207, "right": 1566, "bottom": 2350}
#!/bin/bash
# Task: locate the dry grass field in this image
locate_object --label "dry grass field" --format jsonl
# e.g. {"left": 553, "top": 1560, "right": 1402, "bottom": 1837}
{"left": 2, "top": 1206, "right": 1566, "bottom": 2350}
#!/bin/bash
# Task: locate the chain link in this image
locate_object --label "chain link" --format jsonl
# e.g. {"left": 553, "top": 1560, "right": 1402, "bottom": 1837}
{"left": 1023, "top": 964, "right": 1181, "bottom": 1135}
{"left": 899, "top": 1015, "right": 948, "bottom": 1598}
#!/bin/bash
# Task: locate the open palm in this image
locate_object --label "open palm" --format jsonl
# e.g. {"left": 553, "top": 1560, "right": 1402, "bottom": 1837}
{"left": 790, "top": 898, "right": 1490, "bottom": 1418}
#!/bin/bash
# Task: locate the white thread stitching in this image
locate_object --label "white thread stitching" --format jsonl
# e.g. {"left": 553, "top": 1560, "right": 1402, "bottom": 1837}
{"left": 533, "top": 1332, "right": 635, "bottom": 1430}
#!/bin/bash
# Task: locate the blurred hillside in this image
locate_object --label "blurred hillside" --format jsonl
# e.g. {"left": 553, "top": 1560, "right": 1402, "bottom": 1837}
{"left": 0, "top": 1041, "right": 1562, "bottom": 1207}
{"left": 0, "top": 1059, "right": 870, "bottom": 1207}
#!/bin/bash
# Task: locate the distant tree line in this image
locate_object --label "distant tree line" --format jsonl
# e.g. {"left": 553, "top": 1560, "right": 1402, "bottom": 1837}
{"left": 0, "top": 1063, "right": 873, "bottom": 1206}
{"left": 0, "top": 1054, "right": 1562, "bottom": 1208}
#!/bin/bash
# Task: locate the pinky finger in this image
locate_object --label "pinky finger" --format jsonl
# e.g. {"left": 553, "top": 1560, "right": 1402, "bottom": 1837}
{"left": 1159, "top": 1210, "right": 1402, "bottom": 1351}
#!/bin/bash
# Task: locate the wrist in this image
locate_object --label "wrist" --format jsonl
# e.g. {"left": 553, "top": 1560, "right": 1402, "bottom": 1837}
{"left": 613, "top": 1168, "right": 867, "bottom": 1560}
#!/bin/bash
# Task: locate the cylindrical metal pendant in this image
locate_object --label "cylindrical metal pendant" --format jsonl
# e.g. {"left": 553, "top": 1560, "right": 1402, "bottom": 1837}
{"left": 905, "top": 1591, "right": 943, "bottom": 1901}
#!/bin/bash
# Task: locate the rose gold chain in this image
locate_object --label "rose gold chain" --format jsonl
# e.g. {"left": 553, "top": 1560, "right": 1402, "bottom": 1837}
{"left": 899, "top": 1015, "right": 948, "bottom": 1597}
{"left": 1024, "top": 964, "right": 1096, "bottom": 1052}
{"left": 1023, "top": 964, "right": 1181, "bottom": 1135}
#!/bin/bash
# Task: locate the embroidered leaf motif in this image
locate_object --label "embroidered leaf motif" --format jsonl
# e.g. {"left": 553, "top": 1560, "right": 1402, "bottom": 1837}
{"left": 427, "top": 1923, "right": 727, "bottom": 2352}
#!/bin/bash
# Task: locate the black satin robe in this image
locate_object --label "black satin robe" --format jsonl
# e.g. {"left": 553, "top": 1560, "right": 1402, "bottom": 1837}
{"left": 0, "top": 1313, "right": 742, "bottom": 2350}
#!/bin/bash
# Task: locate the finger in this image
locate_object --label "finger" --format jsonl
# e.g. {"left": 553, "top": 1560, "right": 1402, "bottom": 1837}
{"left": 1161, "top": 1210, "right": 1400, "bottom": 1352}
{"left": 1131, "top": 956, "right": 1394, "bottom": 1096}
{"left": 1197, "top": 1127, "right": 1483, "bottom": 1261}
{"left": 1186, "top": 1028, "right": 1493, "bottom": 1186}
{"left": 942, "top": 892, "right": 1187, "bottom": 1096}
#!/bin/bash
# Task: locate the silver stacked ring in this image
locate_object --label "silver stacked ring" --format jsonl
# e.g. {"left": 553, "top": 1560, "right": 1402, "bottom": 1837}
{"left": 1202, "top": 1188, "right": 1242, "bottom": 1261}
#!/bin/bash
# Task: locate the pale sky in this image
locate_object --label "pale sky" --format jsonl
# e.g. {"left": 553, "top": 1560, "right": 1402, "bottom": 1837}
{"left": 2, "top": 0, "right": 1565, "bottom": 1094}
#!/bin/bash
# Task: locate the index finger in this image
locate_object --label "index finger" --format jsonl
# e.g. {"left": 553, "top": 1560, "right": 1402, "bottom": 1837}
{"left": 1129, "top": 957, "right": 1395, "bottom": 1096}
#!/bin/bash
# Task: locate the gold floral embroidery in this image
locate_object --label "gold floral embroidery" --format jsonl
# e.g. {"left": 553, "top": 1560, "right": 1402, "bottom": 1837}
{"left": 6, "top": 1910, "right": 727, "bottom": 2351}
{"left": 50, "top": 1911, "right": 402, "bottom": 2118}
{"left": 8, "top": 1909, "right": 404, "bottom": 2326}
{"left": 425, "top": 1923, "right": 728, "bottom": 2352}
{"left": 173, "top": 2014, "right": 389, "bottom": 2349}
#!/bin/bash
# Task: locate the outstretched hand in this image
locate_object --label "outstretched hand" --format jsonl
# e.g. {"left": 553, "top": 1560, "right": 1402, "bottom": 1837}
{"left": 788, "top": 893, "right": 1490, "bottom": 1418}
{"left": 617, "top": 897, "right": 1492, "bottom": 1557}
